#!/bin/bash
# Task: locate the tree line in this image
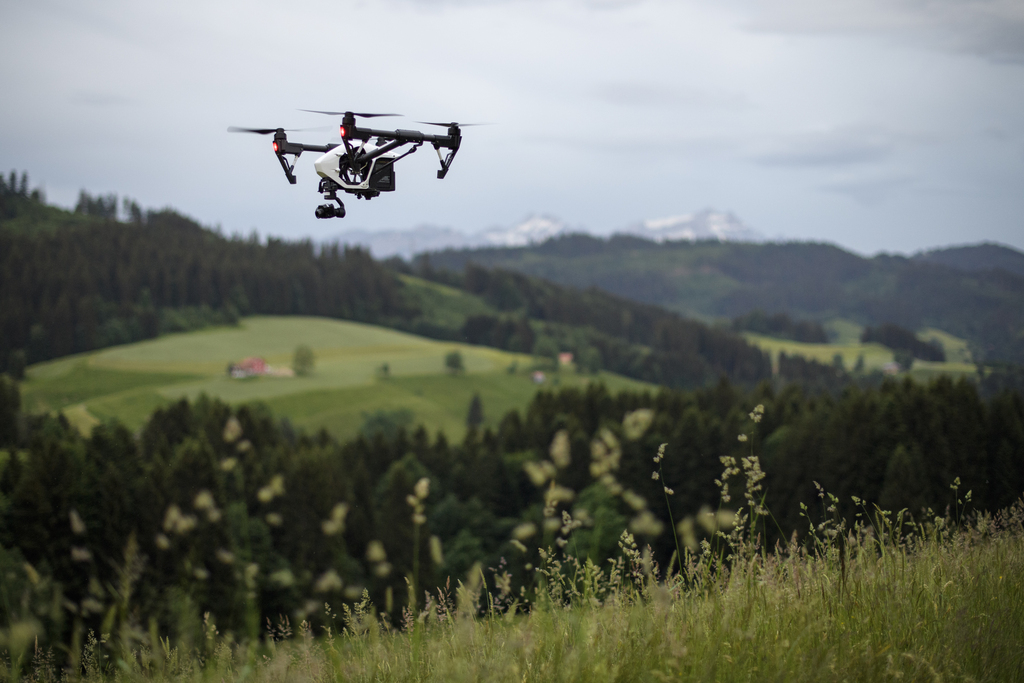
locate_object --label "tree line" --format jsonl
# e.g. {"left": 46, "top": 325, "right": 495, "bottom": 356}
{"left": 2, "top": 182, "right": 788, "bottom": 391}
{"left": 0, "top": 188, "right": 407, "bottom": 374}
{"left": 861, "top": 322, "right": 945, "bottom": 362}
{"left": 1, "top": 372, "right": 1021, "bottom": 650}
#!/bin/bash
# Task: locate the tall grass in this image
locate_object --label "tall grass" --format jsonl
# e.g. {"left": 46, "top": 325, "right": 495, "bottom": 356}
{"left": 4, "top": 416, "right": 1023, "bottom": 682}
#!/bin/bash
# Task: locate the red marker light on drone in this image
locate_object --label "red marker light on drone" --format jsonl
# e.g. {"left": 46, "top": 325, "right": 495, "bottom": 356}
{"left": 339, "top": 126, "right": 346, "bottom": 138}
{"left": 272, "top": 141, "right": 278, "bottom": 152}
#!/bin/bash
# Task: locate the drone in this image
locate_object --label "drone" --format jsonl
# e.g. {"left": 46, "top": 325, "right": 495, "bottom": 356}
{"left": 229, "top": 110, "right": 472, "bottom": 219}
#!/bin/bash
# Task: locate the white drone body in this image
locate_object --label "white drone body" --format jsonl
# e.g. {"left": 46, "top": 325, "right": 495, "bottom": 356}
{"left": 313, "top": 142, "right": 400, "bottom": 194}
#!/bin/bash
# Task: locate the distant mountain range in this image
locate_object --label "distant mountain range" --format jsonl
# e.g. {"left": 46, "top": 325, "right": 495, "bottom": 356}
{"left": 330, "top": 209, "right": 763, "bottom": 259}
{"left": 418, "top": 235, "right": 1024, "bottom": 364}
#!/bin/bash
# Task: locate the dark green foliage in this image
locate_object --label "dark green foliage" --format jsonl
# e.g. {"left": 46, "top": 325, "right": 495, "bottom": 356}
{"left": 0, "top": 375, "right": 1021, "bottom": 650}
{"left": 0, "top": 375, "right": 20, "bottom": 447}
{"left": 74, "top": 190, "right": 118, "bottom": 219}
{"left": 732, "top": 309, "right": 829, "bottom": 343}
{"left": 466, "top": 393, "right": 484, "bottom": 429}
{"left": 292, "top": 344, "right": 315, "bottom": 376}
{"left": 915, "top": 242, "right": 1024, "bottom": 277}
{"left": 978, "top": 362, "right": 1024, "bottom": 399}
{"left": 445, "top": 350, "right": 465, "bottom": 374}
{"left": 6, "top": 350, "right": 26, "bottom": 381}
{"left": 777, "top": 352, "right": 850, "bottom": 394}
{"left": 862, "top": 322, "right": 945, "bottom": 361}
{"left": 894, "top": 349, "right": 915, "bottom": 371}
{"left": 0, "top": 170, "right": 45, "bottom": 220}
{"left": 445, "top": 266, "right": 773, "bottom": 389}
{"left": 360, "top": 409, "right": 414, "bottom": 442}
{"left": 461, "top": 314, "right": 535, "bottom": 352}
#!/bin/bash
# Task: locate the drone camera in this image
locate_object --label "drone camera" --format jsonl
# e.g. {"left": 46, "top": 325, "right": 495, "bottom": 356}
{"left": 315, "top": 204, "right": 346, "bottom": 219}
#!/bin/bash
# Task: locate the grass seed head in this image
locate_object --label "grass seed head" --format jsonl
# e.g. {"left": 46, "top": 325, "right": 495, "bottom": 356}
{"left": 630, "top": 511, "right": 664, "bottom": 537}
{"left": 430, "top": 535, "right": 445, "bottom": 565}
{"left": 222, "top": 416, "right": 242, "bottom": 443}
{"left": 315, "top": 570, "right": 343, "bottom": 593}
{"left": 70, "top": 547, "right": 92, "bottom": 563}
{"left": 623, "top": 489, "right": 647, "bottom": 511}
{"left": 622, "top": 409, "right": 654, "bottom": 440}
{"left": 258, "top": 474, "right": 285, "bottom": 503}
{"left": 513, "top": 522, "right": 538, "bottom": 541}
{"left": 193, "top": 490, "right": 216, "bottom": 511}
{"left": 69, "top": 509, "right": 86, "bottom": 535}
{"left": 550, "top": 429, "right": 572, "bottom": 468}
{"left": 366, "top": 541, "right": 387, "bottom": 563}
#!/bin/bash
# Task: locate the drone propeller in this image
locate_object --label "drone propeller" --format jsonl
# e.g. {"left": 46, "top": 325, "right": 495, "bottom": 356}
{"left": 299, "top": 110, "right": 402, "bottom": 118}
{"left": 415, "top": 121, "right": 491, "bottom": 128}
{"left": 227, "top": 126, "right": 330, "bottom": 135}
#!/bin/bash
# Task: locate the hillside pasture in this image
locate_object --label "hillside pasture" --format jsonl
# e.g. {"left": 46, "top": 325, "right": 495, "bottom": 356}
{"left": 22, "top": 315, "right": 650, "bottom": 441}
{"left": 742, "top": 329, "right": 977, "bottom": 380}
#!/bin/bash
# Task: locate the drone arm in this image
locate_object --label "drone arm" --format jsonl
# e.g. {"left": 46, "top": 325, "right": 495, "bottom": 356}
{"left": 276, "top": 153, "right": 298, "bottom": 184}
{"left": 434, "top": 137, "right": 460, "bottom": 179}
{"left": 272, "top": 131, "right": 339, "bottom": 184}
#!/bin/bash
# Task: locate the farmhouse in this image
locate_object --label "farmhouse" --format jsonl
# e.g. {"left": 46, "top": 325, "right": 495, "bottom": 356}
{"left": 228, "top": 356, "right": 267, "bottom": 378}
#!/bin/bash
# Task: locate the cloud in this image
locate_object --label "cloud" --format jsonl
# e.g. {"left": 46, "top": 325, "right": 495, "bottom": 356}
{"left": 819, "top": 174, "right": 915, "bottom": 205}
{"left": 590, "top": 82, "right": 748, "bottom": 109}
{"left": 752, "top": 127, "right": 899, "bottom": 167}
{"left": 69, "top": 90, "right": 134, "bottom": 107}
{"left": 745, "top": 0, "right": 1024, "bottom": 63}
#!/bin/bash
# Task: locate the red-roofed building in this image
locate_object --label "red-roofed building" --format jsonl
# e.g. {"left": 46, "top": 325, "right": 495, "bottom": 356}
{"left": 229, "top": 357, "right": 267, "bottom": 378}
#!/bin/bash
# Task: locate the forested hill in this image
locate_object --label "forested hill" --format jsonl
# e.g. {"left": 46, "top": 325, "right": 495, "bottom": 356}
{"left": 420, "top": 234, "right": 1024, "bottom": 364}
{"left": 0, "top": 176, "right": 772, "bottom": 390}
{"left": 913, "top": 242, "right": 1024, "bottom": 277}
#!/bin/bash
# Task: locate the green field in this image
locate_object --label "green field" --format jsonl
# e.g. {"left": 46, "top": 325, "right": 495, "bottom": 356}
{"left": 743, "top": 327, "right": 977, "bottom": 381}
{"left": 21, "top": 316, "right": 651, "bottom": 441}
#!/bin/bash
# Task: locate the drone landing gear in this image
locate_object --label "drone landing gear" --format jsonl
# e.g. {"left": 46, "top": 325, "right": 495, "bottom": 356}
{"left": 316, "top": 178, "right": 346, "bottom": 219}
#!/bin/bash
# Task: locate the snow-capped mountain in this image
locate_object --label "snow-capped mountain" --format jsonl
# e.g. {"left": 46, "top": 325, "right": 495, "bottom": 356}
{"left": 329, "top": 210, "right": 760, "bottom": 259}
{"left": 330, "top": 214, "right": 570, "bottom": 259}
{"left": 618, "top": 209, "right": 763, "bottom": 243}
{"left": 328, "top": 225, "right": 478, "bottom": 260}
{"left": 477, "top": 215, "right": 570, "bottom": 248}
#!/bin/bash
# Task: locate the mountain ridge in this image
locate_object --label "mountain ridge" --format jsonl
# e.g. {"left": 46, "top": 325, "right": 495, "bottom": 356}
{"left": 330, "top": 209, "right": 763, "bottom": 259}
{"left": 418, "top": 234, "right": 1024, "bottom": 364}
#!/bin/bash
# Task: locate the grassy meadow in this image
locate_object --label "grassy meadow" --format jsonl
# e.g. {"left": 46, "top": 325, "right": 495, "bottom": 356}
{"left": 743, "top": 322, "right": 977, "bottom": 382}
{"left": 20, "top": 316, "right": 650, "bottom": 441}
{"left": 6, "top": 474, "right": 1022, "bottom": 682}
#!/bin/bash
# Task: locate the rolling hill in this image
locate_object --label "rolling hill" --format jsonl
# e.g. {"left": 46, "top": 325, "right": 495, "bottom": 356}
{"left": 20, "top": 315, "right": 651, "bottom": 441}
{"left": 420, "top": 235, "right": 1024, "bottom": 364}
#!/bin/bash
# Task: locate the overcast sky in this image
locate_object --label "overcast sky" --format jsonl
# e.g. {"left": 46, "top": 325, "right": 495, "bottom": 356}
{"left": 2, "top": 0, "right": 1022, "bottom": 255}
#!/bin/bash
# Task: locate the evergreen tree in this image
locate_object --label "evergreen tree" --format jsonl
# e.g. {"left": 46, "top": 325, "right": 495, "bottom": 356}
{"left": 466, "top": 393, "right": 484, "bottom": 429}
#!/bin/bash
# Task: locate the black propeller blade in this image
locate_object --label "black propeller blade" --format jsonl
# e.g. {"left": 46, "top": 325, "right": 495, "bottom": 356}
{"left": 227, "top": 126, "right": 333, "bottom": 135}
{"left": 227, "top": 127, "right": 282, "bottom": 135}
{"left": 415, "top": 121, "right": 491, "bottom": 128}
{"left": 299, "top": 110, "right": 402, "bottom": 118}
